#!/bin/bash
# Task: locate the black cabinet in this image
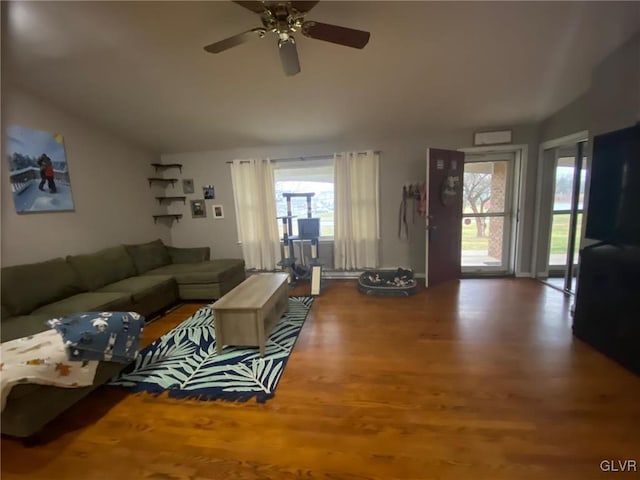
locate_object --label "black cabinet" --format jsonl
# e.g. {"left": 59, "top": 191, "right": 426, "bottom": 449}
{"left": 573, "top": 244, "right": 640, "bottom": 374}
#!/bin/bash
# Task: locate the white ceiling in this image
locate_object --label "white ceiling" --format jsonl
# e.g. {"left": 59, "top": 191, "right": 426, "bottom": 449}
{"left": 4, "top": 1, "right": 639, "bottom": 153}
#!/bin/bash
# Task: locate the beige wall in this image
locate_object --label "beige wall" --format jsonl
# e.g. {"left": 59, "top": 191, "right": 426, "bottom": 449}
{"left": 162, "top": 125, "right": 539, "bottom": 275}
{"left": 539, "top": 32, "right": 639, "bottom": 144}
{"left": 537, "top": 31, "right": 639, "bottom": 148}
{"left": 1, "top": 88, "right": 169, "bottom": 266}
{"left": 589, "top": 32, "right": 640, "bottom": 137}
{"left": 540, "top": 93, "right": 590, "bottom": 143}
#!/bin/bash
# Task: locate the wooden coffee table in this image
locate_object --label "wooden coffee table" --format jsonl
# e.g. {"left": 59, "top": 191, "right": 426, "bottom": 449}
{"left": 212, "top": 273, "right": 289, "bottom": 357}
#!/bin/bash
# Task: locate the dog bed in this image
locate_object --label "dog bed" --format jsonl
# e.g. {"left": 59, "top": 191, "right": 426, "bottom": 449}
{"left": 358, "top": 268, "right": 418, "bottom": 296}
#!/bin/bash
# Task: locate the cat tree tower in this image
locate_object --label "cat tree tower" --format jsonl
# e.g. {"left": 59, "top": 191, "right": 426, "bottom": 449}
{"left": 277, "top": 192, "right": 323, "bottom": 293}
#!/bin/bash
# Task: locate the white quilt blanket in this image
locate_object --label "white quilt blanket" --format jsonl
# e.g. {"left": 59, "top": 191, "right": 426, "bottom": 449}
{"left": 1, "top": 329, "right": 99, "bottom": 411}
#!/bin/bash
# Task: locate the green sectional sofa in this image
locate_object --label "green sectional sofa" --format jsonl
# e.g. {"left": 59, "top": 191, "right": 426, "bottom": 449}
{"left": 0, "top": 239, "right": 245, "bottom": 438}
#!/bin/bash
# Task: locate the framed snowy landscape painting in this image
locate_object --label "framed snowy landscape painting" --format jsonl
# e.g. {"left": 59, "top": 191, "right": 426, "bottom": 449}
{"left": 5, "top": 125, "right": 75, "bottom": 213}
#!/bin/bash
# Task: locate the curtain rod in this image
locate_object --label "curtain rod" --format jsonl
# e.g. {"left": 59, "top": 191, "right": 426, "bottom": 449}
{"left": 225, "top": 151, "right": 381, "bottom": 164}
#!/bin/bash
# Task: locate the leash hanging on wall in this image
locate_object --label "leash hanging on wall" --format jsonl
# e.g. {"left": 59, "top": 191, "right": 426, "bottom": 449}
{"left": 398, "top": 183, "right": 427, "bottom": 240}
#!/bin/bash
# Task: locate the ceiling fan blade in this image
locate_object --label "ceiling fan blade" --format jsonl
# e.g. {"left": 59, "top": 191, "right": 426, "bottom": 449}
{"left": 204, "top": 28, "right": 266, "bottom": 54}
{"left": 290, "top": 1, "right": 320, "bottom": 13}
{"left": 302, "top": 21, "right": 370, "bottom": 49}
{"left": 232, "top": 1, "right": 266, "bottom": 13}
{"left": 278, "top": 38, "right": 301, "bottom": 76}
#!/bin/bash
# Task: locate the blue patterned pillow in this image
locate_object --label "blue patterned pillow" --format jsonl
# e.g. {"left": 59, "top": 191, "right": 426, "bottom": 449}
{"left": 47, "top": 312, "right": 145, "bottom": 363}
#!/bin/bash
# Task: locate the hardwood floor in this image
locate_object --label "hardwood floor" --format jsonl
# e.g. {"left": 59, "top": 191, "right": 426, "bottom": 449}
{"left": 2, "top": 279, "right": 639, "bottom": 480}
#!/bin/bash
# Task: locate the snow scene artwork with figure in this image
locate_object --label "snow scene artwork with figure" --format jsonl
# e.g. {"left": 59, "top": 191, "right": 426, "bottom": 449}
{"left": 5, "top": 125, "right": 75, "bottom": 213}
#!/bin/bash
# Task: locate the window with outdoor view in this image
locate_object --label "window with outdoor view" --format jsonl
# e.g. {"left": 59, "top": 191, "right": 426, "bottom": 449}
{"left": 548, "top": 156, "right": 586, "bottom": 268}
{"left": 461, "top": 157, "right": 514, "bottom": 271}
{"left": 273, "top": 158, "right": 334, "bottom": 238}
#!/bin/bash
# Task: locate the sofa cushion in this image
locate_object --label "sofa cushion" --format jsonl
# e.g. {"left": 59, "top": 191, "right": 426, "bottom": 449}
{"left": 1, "top": 258, "right": 84, "bottom": 316}
{"left": 97, "top": 275, "right": 176, "bottom": 302}
{"left": 67, "top": 246, "right": 137, "bottom": 291}
{"left": 1, "top": 314, "right": 53, "bottom": 343}
{"left": 31, "top": 292, "right": 133, "bottom": 317}
{"left": 166, "top": 246, "right": 211, "bottom": 264}
{"left": 124, "top": 240, "right": 171, "bottom": 274}
{"left": 144, "top": 259, "right": 245, "bottom": 284}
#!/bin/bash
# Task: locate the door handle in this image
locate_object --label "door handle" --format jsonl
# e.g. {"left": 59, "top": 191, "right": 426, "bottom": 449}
{"left": 428, "top": 224, "right": 437, "bottom": 241}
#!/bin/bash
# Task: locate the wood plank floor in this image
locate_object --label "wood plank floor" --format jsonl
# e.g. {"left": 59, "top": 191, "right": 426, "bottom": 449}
{"left": 2, "top": 279, "right": 639, "bottom": 480}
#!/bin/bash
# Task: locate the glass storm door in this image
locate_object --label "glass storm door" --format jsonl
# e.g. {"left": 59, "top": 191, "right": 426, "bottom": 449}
{"left": 547, "top": 142, "right": 586, "bottom": 292}
{"left": 461, "top": 153, "right": 516, "bottom": 274}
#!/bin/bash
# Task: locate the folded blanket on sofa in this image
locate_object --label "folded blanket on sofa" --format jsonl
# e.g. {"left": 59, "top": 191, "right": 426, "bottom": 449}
{"left": 47, "top": 312, "right": 145, "bottom": 363}
{"left": 0, "top": 329, "right": 99, "bottom": 411}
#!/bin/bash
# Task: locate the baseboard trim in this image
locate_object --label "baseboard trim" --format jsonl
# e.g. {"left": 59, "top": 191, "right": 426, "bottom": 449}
{"left": 314, "top": 271, "right": 527, "bottom": 280}
{"left": 322, "top": 268, "right": 424, "bottom": 280}
{"left": 322, "top": 271, "right": 362, "bottom": 279}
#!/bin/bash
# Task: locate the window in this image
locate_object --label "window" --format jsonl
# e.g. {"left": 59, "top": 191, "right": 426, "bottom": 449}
{"left": 273, "top": 158, "right": 334, "bottom": 238}
{"left": 548, "top": 155, "right": 586, "bottom": 269}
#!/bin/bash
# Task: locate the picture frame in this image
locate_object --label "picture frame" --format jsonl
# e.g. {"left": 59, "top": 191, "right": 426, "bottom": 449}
{"left": 5, "top": 125, "right": 76, "bottom": 213}
{"left": 190, "top": 199, "right": 207, "bottom": 218}
{"left": 212, "top": 204, "right": 224, "bottom": 219}
{"left": 183, "top": 179, "right": 194, "bottom": 194}
{"left": 203, "top": 185, "right": 215, "bottom": 199}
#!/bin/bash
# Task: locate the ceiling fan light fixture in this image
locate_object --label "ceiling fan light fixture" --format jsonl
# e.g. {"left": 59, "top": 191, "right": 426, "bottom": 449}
{"left": 278, "top": 32, "right": 293, "bottom": 45}
{"left": 205, "top": 1, "right": 370, "bottom": 75}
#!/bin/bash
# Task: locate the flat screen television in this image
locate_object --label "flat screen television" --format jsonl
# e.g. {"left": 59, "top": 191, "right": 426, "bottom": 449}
{"left": 585, "top": 123, "right": 640, "bottom": 246}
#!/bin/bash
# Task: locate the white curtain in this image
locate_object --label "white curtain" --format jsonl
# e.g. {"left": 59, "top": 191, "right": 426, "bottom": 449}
{"left": 230, "top": 159, "right": 281, "bottom": 270}
{"left": 334, "top": 150, "right": 380, "bottom": 270}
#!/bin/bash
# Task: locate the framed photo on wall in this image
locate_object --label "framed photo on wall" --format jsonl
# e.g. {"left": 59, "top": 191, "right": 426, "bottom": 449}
{"left": 183, "top": 179, "right": 194, "bottom": 194}
{"left": 212, "top": 205, "right": 224, "bottom": 219}
{"left": 5, "top": 125, "right": 76, "bottom": 213}
{"left": 203, "top": 185, "right": 215, "bottom": 199}
{"left": 190, "top": 199, "right": 207, "bottom": 218}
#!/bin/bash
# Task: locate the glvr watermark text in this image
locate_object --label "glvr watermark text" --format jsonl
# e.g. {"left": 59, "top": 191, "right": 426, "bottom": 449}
{"left": 600, "top": 460, "right": 637, "bottom": 472}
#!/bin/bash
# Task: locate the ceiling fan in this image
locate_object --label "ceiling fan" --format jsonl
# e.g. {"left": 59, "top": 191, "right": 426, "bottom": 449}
{"left": 204, "top": 1, "right": 371, "bottom": 76}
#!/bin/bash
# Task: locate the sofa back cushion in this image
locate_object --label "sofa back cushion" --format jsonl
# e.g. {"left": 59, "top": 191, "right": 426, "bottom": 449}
{"left": 124, "top": 239, "right": 172, "bottom": 274}
{"left": 166, "top": 246, "right": 211, "bottom": 264}
{"left": 1, "top": 258, "right": 84, "bottom": 316}
{"left": 67, "top": 246, "right": 137, "bottom": 291}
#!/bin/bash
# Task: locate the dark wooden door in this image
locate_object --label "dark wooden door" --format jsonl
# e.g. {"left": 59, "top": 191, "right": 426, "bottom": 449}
{"left": 426, "top": 148, "right": 465, "bottom": 287}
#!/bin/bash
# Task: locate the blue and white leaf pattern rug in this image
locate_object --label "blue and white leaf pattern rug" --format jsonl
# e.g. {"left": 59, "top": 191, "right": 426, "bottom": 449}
{"left": 109, "top": 296, "right": 313, "bottom": 403}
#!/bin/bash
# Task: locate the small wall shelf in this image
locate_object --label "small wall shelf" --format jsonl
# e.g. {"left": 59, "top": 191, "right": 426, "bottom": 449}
{"left": 151, "top": 163, "right": 183, "bottom": 174}
{"left": 155, "top": 196, "right": 187, "bottom": 205}
{"left": 152, "top": 214, "right": 183, "bottom": 224}
{"left": 147, "top": 177, "right": 178, "bottom": 187}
